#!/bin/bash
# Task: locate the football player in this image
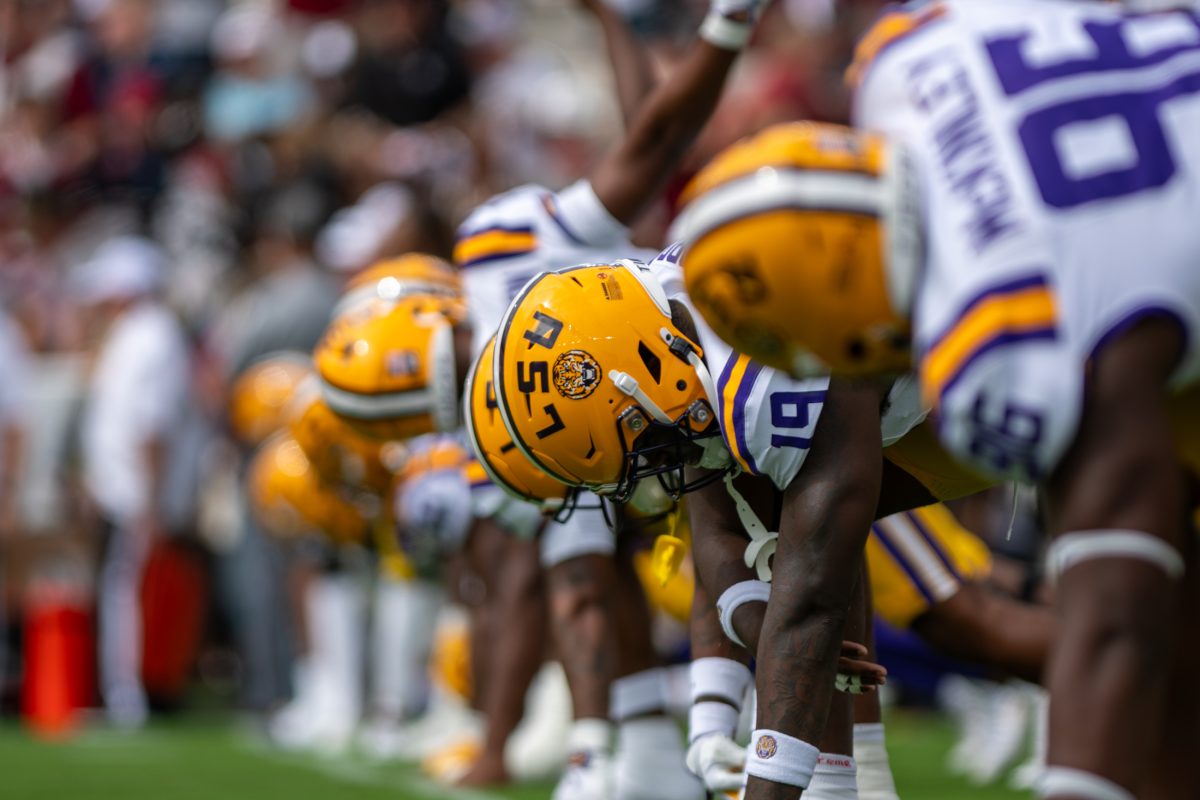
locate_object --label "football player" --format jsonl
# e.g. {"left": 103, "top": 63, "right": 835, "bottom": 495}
{"left": 673, "top": 3, "right": 1200, "bottom": 798}
{"left": 441, "top": 0, "right": 777, "bottom": 786}
{"left": 490, "top": 254, "right": 1057, "bottom": 798}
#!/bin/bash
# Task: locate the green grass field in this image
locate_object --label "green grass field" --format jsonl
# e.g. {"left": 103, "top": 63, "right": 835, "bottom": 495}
{"left": 0, "top": 711, "right": 1032, "bottom": 800}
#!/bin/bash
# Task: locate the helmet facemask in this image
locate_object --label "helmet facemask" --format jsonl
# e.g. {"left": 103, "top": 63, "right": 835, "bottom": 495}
{"left": 606, "top": 323, "right": 728, "bottom": 502}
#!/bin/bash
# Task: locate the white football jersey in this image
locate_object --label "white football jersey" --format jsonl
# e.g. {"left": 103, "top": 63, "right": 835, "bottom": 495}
{"left": 855, "top": 0, "right": 1200, "bottom": 481}
{"left": 455, "top": 179, "right": 656, "bottom": 358}
{"left": 648, "top": 245, "right": 926, "bottom": 491}
{"left": 455, "top": 180, "right": 654, "bottom": 530}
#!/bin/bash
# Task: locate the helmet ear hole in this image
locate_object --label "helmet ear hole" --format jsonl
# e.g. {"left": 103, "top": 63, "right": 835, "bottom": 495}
{"left": 638, "top": 341, "right": 663, "bottom": 384}
{"left": 846, "top": 337, "right": 867, "bottom": 362}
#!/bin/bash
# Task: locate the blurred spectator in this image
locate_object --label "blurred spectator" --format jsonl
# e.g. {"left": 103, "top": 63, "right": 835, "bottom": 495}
{"left": 203, "top": 3, "right": 314, "bottom": 145}
{"left": 205, "top": 178, "right": 340, "bottom": 712}
{"left": 346, "top": 0, "right": 472, "bottom": 127}
{"left": 0, "top": 305, "right": 31, "bottom": 539}
{"left": 209, "top": 179, "right": 338, "bottom": 380}
{"left": 59, "top": 0, "right": 169, "bottom": 216}
{"left": 76, "top": 235, "right": 192, "bottom": 727}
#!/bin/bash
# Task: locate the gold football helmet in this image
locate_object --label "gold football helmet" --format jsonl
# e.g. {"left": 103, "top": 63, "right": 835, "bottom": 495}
{"left": 334, "top": 253, "right": 462, "bottom": 318}
{"left": 248, "top": 433, "right": 371, "bottom": 543}
{"left": 314, "top": 295, "right": 464, "bottom": 441}
{"left": 287, "top": 376, "right": 397, "bottom": 493}
{"left": 493, "top": 261, "right": 725, "bottom": 502}
{"left": 228, "top": 352, "right": 312, "bottom": 447}
{"left": 464, "top": 336, "right": 572, "bottom": 512}
{"left": 672, "top": 121, "right": 921, "bottom": 377}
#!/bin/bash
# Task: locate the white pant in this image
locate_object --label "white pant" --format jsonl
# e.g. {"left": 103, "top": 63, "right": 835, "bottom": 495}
{"left": 98, "top": 519, "right": 150, "bottom": 725}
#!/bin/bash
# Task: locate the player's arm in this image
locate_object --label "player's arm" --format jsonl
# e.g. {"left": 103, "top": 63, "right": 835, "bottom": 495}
{"left": 685, "top": 573, "right": 755, "bottom": 794}
{"left": 686, "top": 470, "right": 772, "bottom": 652}
{"left": 579, "top": 0, "right": 656, "bottom": 128}
{"left": 745, "top": 378, "right": 885, "bottom": 800}
{"left": 459, "top": 519, "right": 548, "bottom": 786}
{"left": 911, "top": 582, "right": 1053, "bottom": 684}
{"left": 589, "top": 0, "right": 770, "bottom": 224}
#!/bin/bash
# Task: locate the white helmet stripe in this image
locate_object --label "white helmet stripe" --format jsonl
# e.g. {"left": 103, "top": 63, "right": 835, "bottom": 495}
{"left": 670, "top": 168, "right": 887, "bottom": 245}
{"left": 319, "top": 379, "right": 434, "bottom": 420}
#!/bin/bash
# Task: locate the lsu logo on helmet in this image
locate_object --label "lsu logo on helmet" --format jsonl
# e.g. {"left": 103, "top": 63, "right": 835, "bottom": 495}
{"left": 553, "top": 350, "right": 601, "bottom": 400}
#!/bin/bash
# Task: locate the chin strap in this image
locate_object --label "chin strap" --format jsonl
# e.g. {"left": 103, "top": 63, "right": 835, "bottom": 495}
{"left": 609, "top": 370, "right": 675, "bottom": 424}
{"left": 722, "top": 470, "right": 777, "bottom": 581}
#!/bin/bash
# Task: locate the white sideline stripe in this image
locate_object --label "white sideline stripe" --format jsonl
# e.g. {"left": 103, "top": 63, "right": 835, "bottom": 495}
{"left": 248, "top": 741, "right": 499, "bottom": 800}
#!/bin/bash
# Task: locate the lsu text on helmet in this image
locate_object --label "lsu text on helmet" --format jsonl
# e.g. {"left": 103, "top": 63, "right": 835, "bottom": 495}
{"left": 672, "top": 121, "right": 921, "bottom": 378}
{"left": 314, "top": 295, "right": 464, "bottom": 440}
{"left": 287, "top": 375, "right": 397, "bottom": 493}
{"left": 464, "top": 336, "right": 573, "bottom": 513}
{"left": 493, "top": 261, "right": 723, "bottom": 502}
{"left": 248, "top": 433, "right": 371, "bottom": 543}
{"left": 228, "top": 351, "right": 313, "bottom": 447}
{"left": 334, "top": 253, "right": 463, "bottom": 318}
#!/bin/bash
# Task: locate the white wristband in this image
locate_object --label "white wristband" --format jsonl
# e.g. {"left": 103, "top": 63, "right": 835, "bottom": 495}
{"left": 689, "top": 700, "right": 741, "bottom": 743}
{"left": 690, "top": 657, "right": 753, "bottom": 706}
{"left": 746, "top": 729, "right": 820, "bottom": 789}
{"left": 610, "top": 668, "right": 666, "bottom": 721}
{"left": 699, "top": 12, "right": 752, "bottom": 50}
{"left": 716, "top": 579, "right": 771, "bottom": 648}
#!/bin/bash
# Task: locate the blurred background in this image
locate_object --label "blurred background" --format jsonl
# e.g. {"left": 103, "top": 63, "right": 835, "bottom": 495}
{"left": 0, "top": 1, "right": 1044, "bottom": 798}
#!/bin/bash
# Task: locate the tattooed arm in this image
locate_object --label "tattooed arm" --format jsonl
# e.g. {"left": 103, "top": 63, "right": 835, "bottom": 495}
{"left": 745, "top": 379, "right": 884, "bottom": 800}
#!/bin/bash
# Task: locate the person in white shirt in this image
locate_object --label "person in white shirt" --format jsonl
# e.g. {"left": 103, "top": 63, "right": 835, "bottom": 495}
{"left": 0, "top": 308, "right": 31, "bottom": 540}
{"left": 77, "top": 235, "right": 192, "bottom": 728}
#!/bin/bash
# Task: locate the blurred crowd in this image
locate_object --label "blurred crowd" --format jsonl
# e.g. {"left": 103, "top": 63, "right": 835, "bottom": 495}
{"left": 0, "top": 0, "right": 896, "bottom": 721}
{"left": 0, "top": 2, "right": 1070, "bottom": 797}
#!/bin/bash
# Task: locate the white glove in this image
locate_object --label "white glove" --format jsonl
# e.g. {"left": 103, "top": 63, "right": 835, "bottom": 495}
{"left": 700, "top": 0, "right": 772, "bottom": 50}
{"left": 835, "top": 673, "right": 867, "bottom": 695}
{"left": 686, "top": 733, "right": 747, "bottom": 793}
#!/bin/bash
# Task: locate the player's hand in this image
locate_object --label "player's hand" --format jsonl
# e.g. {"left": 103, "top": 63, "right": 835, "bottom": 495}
{"left": 836, "top": 640, "right": 887, "bottom": 694}
{"left": 686, "top": 732, "right": 747, "bottom": 793}
{"left": 456, "top": 750, "right": 510, "bottom": 787}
